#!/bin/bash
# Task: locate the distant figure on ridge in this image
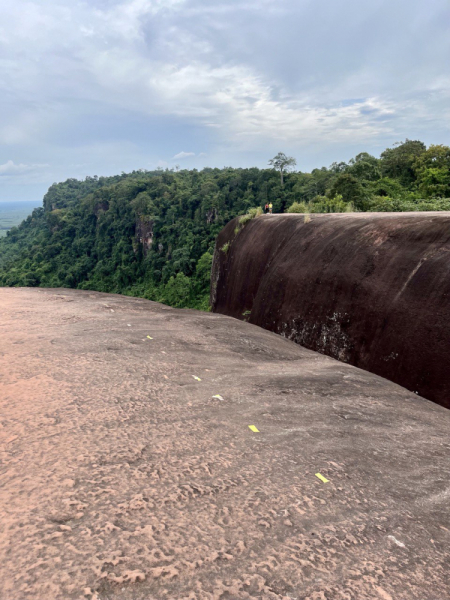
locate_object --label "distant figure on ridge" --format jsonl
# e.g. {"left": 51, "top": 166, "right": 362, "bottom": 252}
{"left": 269, "top": 203, "right": 273, "bottom": 214}
{"left": 265, "top": 203, "right": 269, "bottom": 214}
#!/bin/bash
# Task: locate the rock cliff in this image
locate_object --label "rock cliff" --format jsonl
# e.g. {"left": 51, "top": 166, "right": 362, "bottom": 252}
{"left": 211, "top": 212, "right": 450, "bottom": 408}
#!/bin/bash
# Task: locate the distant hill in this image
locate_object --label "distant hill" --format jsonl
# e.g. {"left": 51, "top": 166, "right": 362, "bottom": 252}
{"left": 0, "top": 140, "right": 449, "bottom": 309}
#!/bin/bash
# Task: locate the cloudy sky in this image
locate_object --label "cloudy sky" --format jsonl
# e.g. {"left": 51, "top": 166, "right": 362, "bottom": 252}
{"left": 0, "top": 0, "right": 449, "bottom": 202}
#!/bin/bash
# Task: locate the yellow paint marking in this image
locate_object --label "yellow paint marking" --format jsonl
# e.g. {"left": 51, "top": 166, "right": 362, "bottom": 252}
{"left": 212, "top": 395, "right": 224, "bottom": 401}
{"left": 248, "top": 425, "right": 259, "bottom": 433}
{"left": 192, "top": 375, "right": 202, "bottom": 381}
{"left": 315, "top": 473, "right": 329, "bottom": 483}
{"left": 147, "top": 335, "right": 153, "bottom": 339}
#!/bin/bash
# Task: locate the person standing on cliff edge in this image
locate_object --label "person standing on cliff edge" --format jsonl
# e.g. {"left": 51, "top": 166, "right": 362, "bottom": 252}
{"left": 269, "top": 203, "right": 273, "bottom": 214}
{"left": 265, "top": 203, "right": 269, "bottom": 213}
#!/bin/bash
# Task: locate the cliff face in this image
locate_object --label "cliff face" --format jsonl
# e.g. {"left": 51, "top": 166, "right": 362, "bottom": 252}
{"left": 135, "top": 217, "right": 154, "bottom": 255}
{"left": 211, "top": 212, "right": 450, "bottom": 408}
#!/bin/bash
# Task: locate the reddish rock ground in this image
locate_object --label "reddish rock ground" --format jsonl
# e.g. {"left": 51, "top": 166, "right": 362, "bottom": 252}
{"left": 0, "top": 288, "right": 449, "bottom": 600}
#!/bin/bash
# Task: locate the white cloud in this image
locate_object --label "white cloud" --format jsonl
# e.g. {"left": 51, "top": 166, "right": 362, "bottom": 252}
{"left": 173, "top": 151, "right": 195, "bottom": 159}
{"left": 64, "top": 2, "right": 450, "bottom": 147}
{"left": 0, "top": 160, "right": 48, "bottom": 176}
{"left": 0, "top": 0, "right": 448, "bottom": 197}
{"left": 0, "top": 160, "right": 29, "bottom": 174}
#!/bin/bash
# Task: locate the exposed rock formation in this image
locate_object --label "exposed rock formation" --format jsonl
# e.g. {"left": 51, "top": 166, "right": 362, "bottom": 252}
{"left": 211, "top": 212, "right": 450, "bottom": 408}
{"left": 135, "top": 217, "right": 154, "bottom": 255}
{"left": 1, "top": 288, "right": 449, "bottom": 599}
{"left": 94, "top": 200, "right": 109, "bottom": 216}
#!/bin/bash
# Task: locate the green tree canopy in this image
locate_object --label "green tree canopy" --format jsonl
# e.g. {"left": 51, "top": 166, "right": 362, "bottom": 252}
{"left": 1, "top": 140, "right": 449, "bottom": 311}
{"left": 414, "top": 145, "right": 450, "bottom": 198}
{"left": 329, "top": 174, "right": 366, "bottom": 209}
{"left": 380, "top": 139, "right": 426, "bottom": 187}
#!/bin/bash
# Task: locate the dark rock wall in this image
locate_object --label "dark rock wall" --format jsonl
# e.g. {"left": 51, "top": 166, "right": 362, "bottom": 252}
{"left": 211, "top": 212, "right": 450, "bottom": 408}
{"left": 135, "top": 217, "right": 154, "bottom": 255}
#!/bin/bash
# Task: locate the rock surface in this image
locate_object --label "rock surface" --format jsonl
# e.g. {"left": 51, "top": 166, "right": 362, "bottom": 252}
{"left": 211, "top": 212, "right": 450, "bottom": 408}
{"left": 0, "top": 288, "right": 449, "bottom": 600}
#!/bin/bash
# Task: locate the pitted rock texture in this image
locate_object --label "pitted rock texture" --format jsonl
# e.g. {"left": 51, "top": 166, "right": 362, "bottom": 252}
{"left": 211, "top": 212, "right": 450, "bottom": 408}
{"left": 1, "top": 288, "right": 449, "bottom": 600}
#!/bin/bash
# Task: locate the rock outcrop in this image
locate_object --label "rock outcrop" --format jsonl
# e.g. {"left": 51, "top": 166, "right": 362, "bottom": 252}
{"left": 211, "top": 212, "right": 450, "bottom": 408}
{"left": 1, "top": 288, "right": 450, "bottom": 599}
{"left": 135, "top": 217, "right": 154, "bottom": 255}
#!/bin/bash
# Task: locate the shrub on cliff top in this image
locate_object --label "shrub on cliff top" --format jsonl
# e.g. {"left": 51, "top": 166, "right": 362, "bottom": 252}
{"left": 287, "top": 201, "right": 308, "bottom": 213}
{"left": 365, "top": 196, "right": 450, "bottom": 212}
{"left": 310, "top": 195, "right": 354, "bottom": 213}
{"left": 287, "top": 196, "right": 353, "bottom": 214}
{"left": 235, "top": 206, "right": 263, "bottom": 234}
{"left": 239, "top": 206, "right": 263, "bottom": 225}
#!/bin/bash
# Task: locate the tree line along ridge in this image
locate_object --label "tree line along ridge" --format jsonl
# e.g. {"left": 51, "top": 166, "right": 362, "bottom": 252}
{"left": 0, "top": 140, "right": 449, "bottom": 310}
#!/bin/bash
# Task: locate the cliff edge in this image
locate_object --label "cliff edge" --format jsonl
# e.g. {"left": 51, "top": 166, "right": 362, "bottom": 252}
{"left": 211, "top": 212, "right": 450, "bottom": 408}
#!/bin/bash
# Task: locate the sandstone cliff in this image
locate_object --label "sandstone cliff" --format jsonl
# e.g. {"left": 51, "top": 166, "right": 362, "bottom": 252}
{"left": 211, "top": 212, "right": 450, "bottom": 408}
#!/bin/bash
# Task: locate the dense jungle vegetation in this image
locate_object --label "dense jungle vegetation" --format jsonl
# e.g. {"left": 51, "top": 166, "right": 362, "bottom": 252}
{"left": 1, "top": 140, "right": 449, "bottom": 309}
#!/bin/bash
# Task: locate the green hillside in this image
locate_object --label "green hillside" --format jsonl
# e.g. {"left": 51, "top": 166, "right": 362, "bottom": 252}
{"left": 1, "top": 140, "right": 449, "bottom": 310}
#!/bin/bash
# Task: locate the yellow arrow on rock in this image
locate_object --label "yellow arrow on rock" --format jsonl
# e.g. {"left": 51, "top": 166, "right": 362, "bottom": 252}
{"left": 248, "top": 425, "right": 259, "bottom": 433}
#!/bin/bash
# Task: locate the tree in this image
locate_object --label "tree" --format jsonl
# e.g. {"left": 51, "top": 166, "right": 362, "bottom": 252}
{"left": 329, "top": 174, "right": 366, "bottom": 209}
{"left": 269, "top": 152, "right": 297, "bottom": 186}
{"left": 347, "top": 152, "right": 380, "bottom": 182}
{"left": 195, "top": 251, "right": 213, "bottom": 292}
{"left": 368, "top": 177, "right": 404, "bottom": 198}
{"left": 380, "top": 140, "right": 426, "bottom": 187}
{"left": 413, "top": 145, "right": 450, "bottom": 198}
{"left": 163, "top": 272, "right": 191, "bottom": 308}
{"left": 330, "top": 161, "right": 348, "bottom": 174}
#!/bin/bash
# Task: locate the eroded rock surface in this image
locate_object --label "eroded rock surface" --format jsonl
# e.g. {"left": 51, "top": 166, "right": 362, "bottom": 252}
{"left": 0, "top": 288, "right": 449, "bottom": 599}
{"left": 212, "top": 212, "right": 450, "bottom": 408}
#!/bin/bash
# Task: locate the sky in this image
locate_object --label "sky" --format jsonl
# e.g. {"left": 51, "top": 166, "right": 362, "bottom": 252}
{"left": 0, "top": 0, "right": 449, "bottom": 202}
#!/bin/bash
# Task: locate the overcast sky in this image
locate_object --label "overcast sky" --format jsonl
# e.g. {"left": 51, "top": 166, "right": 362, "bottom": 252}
{"left": 0, "top": 0, "right": 449, "bottom": 202}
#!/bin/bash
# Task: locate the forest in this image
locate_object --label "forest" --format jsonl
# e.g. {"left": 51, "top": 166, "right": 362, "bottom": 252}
{"left": 1, "top": 139, "right": 449, "bottom": 310}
